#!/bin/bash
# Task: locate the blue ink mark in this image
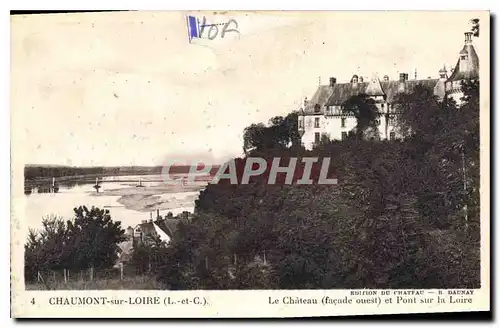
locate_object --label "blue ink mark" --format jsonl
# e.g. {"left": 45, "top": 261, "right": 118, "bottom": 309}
{"left": 187, "top": 15, "right": 240, "bottom": 42}
{"left": 187, "top": 15, "right": 199, "bottom": 41}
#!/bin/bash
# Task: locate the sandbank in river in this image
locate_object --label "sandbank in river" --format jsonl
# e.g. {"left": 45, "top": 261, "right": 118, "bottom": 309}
{"left": 91, "top": 181, "right": 207, "bottom": 213}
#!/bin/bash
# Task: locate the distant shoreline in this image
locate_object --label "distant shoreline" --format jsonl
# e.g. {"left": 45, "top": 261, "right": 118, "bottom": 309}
{"left": 24, "top": 165, "right": 220, "bottom": 188}
{"left": 25, "top": 172, "right": 160, "bottom": 184}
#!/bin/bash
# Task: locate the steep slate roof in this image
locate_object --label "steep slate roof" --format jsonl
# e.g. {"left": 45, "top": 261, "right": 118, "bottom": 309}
{"left": 448, "top": 44, "right": 479, "bottom": 81}
{"left": 377, "top": 81, "right": 400, "bottom": 103}
{"left": 154, "top": 219, "right": 174, "bottom": 237}
{"left": 390, "top": 79, "right": 440, "bottom": 102}
{"left": 164, "top": 218, "right": 186, "bottom": 235}
{"left": 136, "top": 217, "right": 189, "bottom": 239}
{"left": 304, "top": 85, "right": 335, "bottom": 114}
{"left": 136, "top": 220, "right": 171, "bottom": 238}
{"left": 317, "top": 78, "right": 441, "bottom": 106}
{"left": 325, "top": 82, "right": 368, "bottom": 106}
{"left": 136, "top": 221, "right": 156, "bottom": 236}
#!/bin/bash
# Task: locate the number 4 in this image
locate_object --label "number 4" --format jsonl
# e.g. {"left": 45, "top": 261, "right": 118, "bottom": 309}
{"left": 30, "top": 298, "right": 35, "bottom": 305}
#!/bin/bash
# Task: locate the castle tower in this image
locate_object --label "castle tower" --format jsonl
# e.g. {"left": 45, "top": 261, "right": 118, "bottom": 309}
{"left": 446, "top": 32, "right": 479, "bottom": 103}
{"left": 433, "top": 65, "right": 449, "bottom": 100}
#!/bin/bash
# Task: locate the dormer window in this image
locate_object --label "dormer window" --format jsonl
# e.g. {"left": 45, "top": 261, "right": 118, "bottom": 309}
{"left": 460, "top": 55, "right": 468, "bottom": 60}
{"left": 314, "top": 104, "right": 320, "bottom": 113}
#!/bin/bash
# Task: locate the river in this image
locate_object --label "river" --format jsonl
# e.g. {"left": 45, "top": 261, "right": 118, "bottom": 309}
{"left": 24, "top": 174, "right": 208, "bottom": 234}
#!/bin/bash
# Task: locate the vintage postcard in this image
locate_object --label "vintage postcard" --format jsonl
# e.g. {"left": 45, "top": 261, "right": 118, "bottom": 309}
{"left": 10, "top": 11, "right": 490, "bottom": 318}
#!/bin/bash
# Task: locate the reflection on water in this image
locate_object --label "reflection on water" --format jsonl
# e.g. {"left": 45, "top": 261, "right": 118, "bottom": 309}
{"left": 24, "top": 175, "right": 198, "bottom": 234}
{"left": 25, "top": 180, "right": 86, "bottom": 195}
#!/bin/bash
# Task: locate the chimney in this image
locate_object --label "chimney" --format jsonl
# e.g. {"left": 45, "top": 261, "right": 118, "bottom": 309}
{"left": 464, "top": 31, "right": 473, "bottom": 45}
{"left": 383, "top": 75, "right": 389, "bottom": 82}
{"left": 141, "top": 220, "right": 147, "bottom": 224}
{"left": 329, "top": 77, "right": 336, "bottom": 87}
{"left": 149, "top": 219, "right": 153, "bottom": 223}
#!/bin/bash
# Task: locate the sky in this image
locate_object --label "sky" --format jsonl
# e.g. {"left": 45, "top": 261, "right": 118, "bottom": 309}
{"left": 11, "top": 11, "right": 486, "bottom": 166}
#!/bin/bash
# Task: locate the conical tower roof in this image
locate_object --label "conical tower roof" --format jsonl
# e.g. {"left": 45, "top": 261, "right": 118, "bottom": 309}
{"left": 448, "top": 33, "right": 480, "bottom": 82}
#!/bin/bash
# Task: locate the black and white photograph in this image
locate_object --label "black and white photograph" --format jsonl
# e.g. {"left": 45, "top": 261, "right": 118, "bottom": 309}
{"left": 10, "top": 10, "right": 490, "bottom": 317}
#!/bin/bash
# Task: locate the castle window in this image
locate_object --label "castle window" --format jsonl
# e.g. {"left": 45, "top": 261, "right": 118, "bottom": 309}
{"left": 381, "top": 103, "right": 385, "bottom": 109}
{"left": 390, "top": 132, "right": 396, "bottom": 140}
{"left": 314, "top": 117, "right": 320, "bottom": 128}
{"left": 341, "top": 132, "right": 347, "bottom": 140}
{"left": 314, "top": 132, "right": 320, "bottom": 144}
{"left": 298, "top": 120, "right": 303, "bottom": 128}
{"left": 341, "top": 118, "right": 346, "bottom": 128}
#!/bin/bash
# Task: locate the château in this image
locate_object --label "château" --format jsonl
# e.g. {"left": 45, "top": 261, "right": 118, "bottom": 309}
{"left": 297, "top": 31, "right": 479, "bottom": 150}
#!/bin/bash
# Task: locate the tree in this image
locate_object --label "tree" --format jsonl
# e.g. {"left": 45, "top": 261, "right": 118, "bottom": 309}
{"left": 393, "top": 84, "right": 445, "bottom": 140}
{"left": 314, "top": 133, "right": 331, "bottom": 149}
{"left": 131, "top": 235, "right": 169, "bottom": 275}
{"left": 458, "top": 79, "right": 480, "bottom": 237}
{"left": 470, "top": 18, "right": 480, "bottom": 37}
{"left": 24, "top": 206, "right": 127, "bottom": 283}
{"left": 342, "top": 94, "right": 380, "bottom": 140}
{"left": 24, "top": 215, "right": 68, "bottom": 281}
{"left": 242, "top": 112, "right": 301, "bottom": 154}
{"left": 65, "top": 206, "right": 126, "bottom": 270}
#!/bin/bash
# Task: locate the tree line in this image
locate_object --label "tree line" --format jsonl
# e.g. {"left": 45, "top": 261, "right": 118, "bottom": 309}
{"left": 24, "top": 206, "right": 126, "bottom": 283}
{"left": 24, "top": 165, "right": 216, "bottom": 181}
